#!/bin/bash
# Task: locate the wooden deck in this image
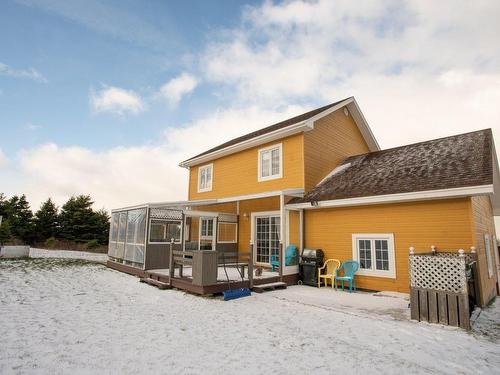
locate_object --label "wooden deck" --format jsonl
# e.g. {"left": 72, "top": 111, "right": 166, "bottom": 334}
{"left": 107, "top": 260, "right": 298, "bottom": 296}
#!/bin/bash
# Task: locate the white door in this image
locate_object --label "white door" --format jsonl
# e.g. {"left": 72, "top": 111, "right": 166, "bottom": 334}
{"left": 254, "top": 215, "right": 280, "bottom": 265}
{"left": 199, "top": 217, "right": 215, "bottom": 250}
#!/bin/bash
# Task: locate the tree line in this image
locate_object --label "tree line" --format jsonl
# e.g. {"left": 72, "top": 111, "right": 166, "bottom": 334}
{"left": 0, "top": 194, "right": 109, "bottom": 249}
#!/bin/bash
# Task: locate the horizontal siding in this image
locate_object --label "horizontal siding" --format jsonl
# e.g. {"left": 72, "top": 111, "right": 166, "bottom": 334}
{"left": 303, "top": 108, "right": 370, "bottom": 192}
{"left": 304, "top": 198, "right": 473, "bottom": 293}
{"left": 188, "top": 134, "right": 304, "bottom": 200}
{"left": 470, "top": 195, "right": 498, "bottom": 305}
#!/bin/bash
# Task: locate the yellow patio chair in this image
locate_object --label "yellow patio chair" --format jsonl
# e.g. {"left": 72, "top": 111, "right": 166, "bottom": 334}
{"left": 317, "top": 259, "right": 341, "bottom": 288}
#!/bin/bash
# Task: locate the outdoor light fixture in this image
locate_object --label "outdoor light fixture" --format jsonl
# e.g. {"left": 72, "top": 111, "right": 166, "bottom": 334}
{"left": 243, "top": 212, "right": 249, "bottom": 220}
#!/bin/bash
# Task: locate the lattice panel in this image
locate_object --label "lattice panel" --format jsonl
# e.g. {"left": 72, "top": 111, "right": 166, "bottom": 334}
{"left": 218, "top": 213, "right": 238, "bottom": 223}
{"left": 149, "top": 208, "right": 183, "bottom": 220}
{"left": 409, "top": 254, "right": 467, "bottom": 293}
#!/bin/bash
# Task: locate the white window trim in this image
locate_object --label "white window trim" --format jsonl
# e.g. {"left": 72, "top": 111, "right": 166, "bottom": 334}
{"left": 217, "top": 222, "right": 238, "bottom": 244}
{"left": 257, "top": 143, "right": 283, "bottom": 182}
{"left": 351, "top": 233, "right": 396, "bottom": 279}
{"left": 197, "top": 163, "right": 213, "bottom": 193}
{"left": 200, "top": 217, "right": 214, "bottom": 240}
{"left": 485, "top": 233, "right": 494, "bottom": 278}
{"left": 148, "top": 219, "right": 183, "bottom": 244}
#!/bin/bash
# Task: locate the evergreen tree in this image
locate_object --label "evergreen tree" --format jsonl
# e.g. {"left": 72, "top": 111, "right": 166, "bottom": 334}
{"left": 33, "top": 198, "right": 59, "bottom": 242}
{"left": 93, "top": 208, "right": 110, "bottom": 245}
{"left": 8, "top": 195, "right": 34, "bottom": 244}
{"left": 0, "top": 218, "right": 12, "bottom": 245}
{"left": 58, "top": 195, "right": 96, "bottom": 242}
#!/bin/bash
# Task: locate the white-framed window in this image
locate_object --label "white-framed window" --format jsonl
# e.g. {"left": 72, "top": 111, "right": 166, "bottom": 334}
{"left": 485, "top": 233, "right": 494, "bottom": 278}
{"left": 352, "top": 234, "right": 396, "bottom": 278}
{"left": 218, "top": 222, "right": 237, "bottom": 243}
{"left": 258, "top": 143, "right": 282, "bottom": 182}
{"left": 149, "top": 220, "right": 182, "bottom": 244}
{"left": 197, "top": 163, "right": 213, "bottom": 192}
{"left": 200, "top": 218, "right": 214, "bottom": 239}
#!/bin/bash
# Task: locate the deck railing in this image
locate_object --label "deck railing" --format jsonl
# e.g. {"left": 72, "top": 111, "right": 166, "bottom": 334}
{"left": 167, "top": 240, "right": 255, "bottom": 287}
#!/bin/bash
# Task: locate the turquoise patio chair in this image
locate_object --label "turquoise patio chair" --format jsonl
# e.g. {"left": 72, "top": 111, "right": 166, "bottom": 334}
{"left": 270, "top": 245, "right": 297, "bottom": 272}
{"left": 334, "top": 260, "right": 359, "bottom": 293}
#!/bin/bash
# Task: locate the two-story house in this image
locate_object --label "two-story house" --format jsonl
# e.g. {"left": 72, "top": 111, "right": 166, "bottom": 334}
{"left": 107, "top": 97, "right": 500, "bottom": 306}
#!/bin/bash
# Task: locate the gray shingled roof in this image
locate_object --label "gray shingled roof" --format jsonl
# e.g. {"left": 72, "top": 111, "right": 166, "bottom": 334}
{"left": 293, "top": 129, "right": 493, "bottom": 203}
{"left": 182, "top": 98, "right": 351, "bottom": 163}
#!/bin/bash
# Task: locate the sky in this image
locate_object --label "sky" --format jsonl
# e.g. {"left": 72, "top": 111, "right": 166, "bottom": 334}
{"left": 1, "top": 1, "right": 500, "bottom": 224}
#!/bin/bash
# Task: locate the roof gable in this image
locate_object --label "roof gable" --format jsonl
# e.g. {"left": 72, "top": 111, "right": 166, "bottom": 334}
{"left": 179, "top": 97, "right": 379, "bottom": 168}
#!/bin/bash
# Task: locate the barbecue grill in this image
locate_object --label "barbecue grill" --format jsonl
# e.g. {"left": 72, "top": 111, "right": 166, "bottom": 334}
{"left": 299, "top": 248, "right": 324, "bottom": 286}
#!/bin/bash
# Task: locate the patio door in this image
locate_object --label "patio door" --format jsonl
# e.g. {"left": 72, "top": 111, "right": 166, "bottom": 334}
{"left": 199, "top": 217, "right": 215, "bottom": 250}
{"left": 254, "top": 215, "right": 280, "bottom": 265}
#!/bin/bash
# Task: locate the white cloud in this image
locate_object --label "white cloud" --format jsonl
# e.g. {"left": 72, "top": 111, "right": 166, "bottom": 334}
{"left": 159, "top": 73, "right": 198, "bottom": 108}
{"left": 12, "top": 104, "right": 305, "bottom": 210}
{"left": 201, "top": 0, "right": 500, "bottom": 149}
{"left": 0, "top": 62, "right": 47, "bottom": 83}
{"left": 90, "top": 86, "right": 145, "bottom": 115}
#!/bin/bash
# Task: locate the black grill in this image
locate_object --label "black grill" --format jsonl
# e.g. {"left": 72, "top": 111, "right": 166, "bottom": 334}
{"left": 299, "top": 248, "right": 324, "bottom": 286}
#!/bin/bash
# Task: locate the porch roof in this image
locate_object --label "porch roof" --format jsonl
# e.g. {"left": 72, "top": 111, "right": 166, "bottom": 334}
{"left": 111, "top": 188, "right": 304, "bottom": 213}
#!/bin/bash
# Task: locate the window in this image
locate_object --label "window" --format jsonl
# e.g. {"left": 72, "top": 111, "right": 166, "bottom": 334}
{"left": 149, "top": 220, "right": 181, "bottom": 243}
{"left": 197, "top": 164, "right": 213, "bottom": 192}
{"left": 485, "top": 234, "right": 494, "bottom": 278}
{"left": 258, "top": 143, "right": 282, "bottom": 181}
{"left": 200, "top": 218, "right": 214, "bottom": 238}
{"left": 218, "top": 222, "right": 237, "bottom": 243}
{"left": 352, "top": 234, "right": 396, "bottom": 278}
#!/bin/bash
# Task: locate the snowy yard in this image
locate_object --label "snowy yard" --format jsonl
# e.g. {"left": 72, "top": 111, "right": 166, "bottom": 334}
{"left": 0, "top": 251, "right": 499, "bottom": 375}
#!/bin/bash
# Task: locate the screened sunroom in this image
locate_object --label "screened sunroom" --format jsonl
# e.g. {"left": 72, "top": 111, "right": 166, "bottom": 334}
{"left": 107, "top": 203, "right": 238, "bottom": 271}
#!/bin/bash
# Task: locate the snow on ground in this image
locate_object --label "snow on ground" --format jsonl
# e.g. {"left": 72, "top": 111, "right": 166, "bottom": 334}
{"left": 29, "top": 248, "right": 108, "bottom": 263}
{"left": 0, "top": 257, "right": 499, "bottom": 375}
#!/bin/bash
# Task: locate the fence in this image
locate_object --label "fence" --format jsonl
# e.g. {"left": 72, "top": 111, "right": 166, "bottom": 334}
{"left": 409, "top": 246, "right": 477, "bottom": 330}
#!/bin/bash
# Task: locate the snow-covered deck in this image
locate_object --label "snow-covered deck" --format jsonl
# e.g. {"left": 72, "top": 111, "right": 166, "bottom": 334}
{"left": 1, "top": 252, "right": 499, "bottom": 374}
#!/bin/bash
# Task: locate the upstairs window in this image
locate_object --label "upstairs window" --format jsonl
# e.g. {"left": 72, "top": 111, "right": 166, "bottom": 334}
{"left": 258, "top": 143, "right": 282, "bottom": 181}
{"left": 352, "top": 234, "right": 396, "bottom": 278}
{"left": 197, "top": 164, "right": 213, "bottom": 192}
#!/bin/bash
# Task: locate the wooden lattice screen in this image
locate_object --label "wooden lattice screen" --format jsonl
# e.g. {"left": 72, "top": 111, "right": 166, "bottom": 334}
{"left": 409, "top": 248, "right": 475, "bottom": 330}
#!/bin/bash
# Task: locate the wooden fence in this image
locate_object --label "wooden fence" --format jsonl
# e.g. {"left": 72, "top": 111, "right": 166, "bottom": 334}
{"left": 409, "top": 247, "right": 477, "bottom": 330}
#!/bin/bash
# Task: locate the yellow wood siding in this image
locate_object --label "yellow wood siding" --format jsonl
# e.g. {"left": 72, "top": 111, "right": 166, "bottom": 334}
{"left": 303, "top": 108, "right": 370, "bottom": 192}
{"left": 288, "top": 210, "right": 300, "bottom": 249}
{"left": 470, "top": 195, "right": 498, "bottom": 305}
{"left": 304, "top": 198, "right": 473, "bottom": 293}
{"left": 188, "top": 134, "right": 304, "bottom": 200}
{"left": 193, "top": 202, "right": 237, "bottom": 214}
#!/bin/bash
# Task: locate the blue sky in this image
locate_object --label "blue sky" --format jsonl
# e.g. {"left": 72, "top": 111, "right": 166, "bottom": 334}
{"left": 1, "top": 0, "right": 499, "bottom": 217}
{"left": 0, "top": 0, "right": 253, "bottom": 154}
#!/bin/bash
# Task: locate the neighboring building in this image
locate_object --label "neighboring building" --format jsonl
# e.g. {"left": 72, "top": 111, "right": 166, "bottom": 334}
{"left": 108, "top": 97, "right": 499, "bottom": 305}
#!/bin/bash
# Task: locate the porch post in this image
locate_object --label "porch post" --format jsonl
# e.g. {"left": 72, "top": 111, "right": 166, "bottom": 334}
{"left": 249, "top": 241, "right": 254, "bottom": 288}
{"left": 280, "top": 192, "right": 285, "bottom": 281}
{"left": 299, "top": 208, "right": 304, "bottom": 252}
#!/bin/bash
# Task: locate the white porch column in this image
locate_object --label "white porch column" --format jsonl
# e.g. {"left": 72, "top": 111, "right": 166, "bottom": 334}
{"left": 299, "top": 208, "right": 304, "bottom": 252}
{"left": 280, "top": 192, "right": 285, "bottom": 272}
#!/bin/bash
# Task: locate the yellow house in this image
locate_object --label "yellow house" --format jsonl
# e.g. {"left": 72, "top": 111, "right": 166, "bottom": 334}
{"left": 108, "top": 97, "right": 500, "bottom": 306}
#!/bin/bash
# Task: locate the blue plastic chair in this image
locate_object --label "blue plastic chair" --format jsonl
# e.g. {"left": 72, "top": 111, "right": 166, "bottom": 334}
{"left": 270, "top": 245, "right": 297, "bottom": 272}
{"left": 334, "top": 260, "right": 359, "bottom": 292}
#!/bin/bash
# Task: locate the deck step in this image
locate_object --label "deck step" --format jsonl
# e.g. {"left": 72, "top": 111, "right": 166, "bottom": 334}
{"left": 140, "top": 277, "right": 171, "bottom": 290}
{"left": 252, "top": 281, "right": 287, "bottom": 293}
